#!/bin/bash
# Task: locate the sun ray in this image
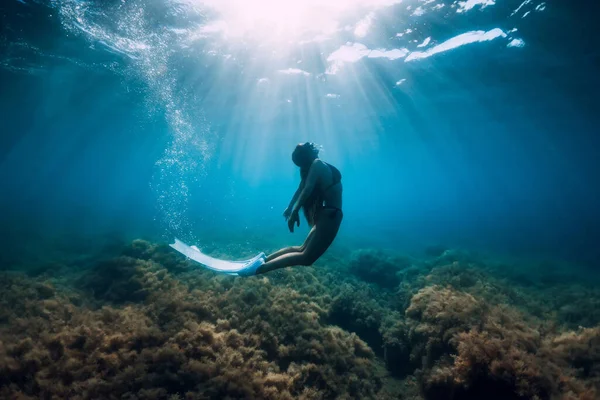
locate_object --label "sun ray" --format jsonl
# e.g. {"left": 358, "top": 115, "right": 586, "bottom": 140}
{"left": 187, "top": 0, "right": 403, "bottom": 42}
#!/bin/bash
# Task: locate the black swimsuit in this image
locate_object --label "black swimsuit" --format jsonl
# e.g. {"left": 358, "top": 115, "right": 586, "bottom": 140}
{"left": 319, "top": 163, "right": 343, "bottom": 216}
{"left": 301, "top": 161, "right": 343, "bottom": 226}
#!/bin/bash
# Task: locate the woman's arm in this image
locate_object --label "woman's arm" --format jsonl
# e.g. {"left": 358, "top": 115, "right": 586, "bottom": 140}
{"left": 283, "top": 181, "right": 303, "bottom": 218}
{"left": 287, "top": 184, "right": 303, "bottom": 210}
{"left": 291, "top": 161, "right": 321, "bottom": 215}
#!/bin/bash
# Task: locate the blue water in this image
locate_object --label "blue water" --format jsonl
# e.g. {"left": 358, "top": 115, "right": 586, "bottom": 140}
{"left": 1, "top": 0, "right": 599, "bottom": 270}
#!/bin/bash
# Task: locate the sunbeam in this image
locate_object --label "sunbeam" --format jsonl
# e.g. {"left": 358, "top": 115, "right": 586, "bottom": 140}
{"left": 188, "top": 0, "right": 403, "bottom": 41}
{"left": 39, "top": 0, "right": 546, "bottom": 237}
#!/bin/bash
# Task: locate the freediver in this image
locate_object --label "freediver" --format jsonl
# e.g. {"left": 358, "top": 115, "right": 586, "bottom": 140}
{"left": 238, "top": 142, "right": 343, "bottom": 276}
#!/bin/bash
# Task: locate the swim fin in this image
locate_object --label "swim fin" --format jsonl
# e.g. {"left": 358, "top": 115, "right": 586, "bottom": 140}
{"left": 169, "top": 238, "right": 265, "bottom": 275}
{"left": 236, "top": 256, "right": 266, "bottom": 277}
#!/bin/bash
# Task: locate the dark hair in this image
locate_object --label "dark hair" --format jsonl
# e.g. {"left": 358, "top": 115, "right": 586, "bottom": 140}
{"left": 292, "top": 142, "right": 321, "bottom": 227}
{"left": 292, "top": 142, "right": 319, "bottom": 169}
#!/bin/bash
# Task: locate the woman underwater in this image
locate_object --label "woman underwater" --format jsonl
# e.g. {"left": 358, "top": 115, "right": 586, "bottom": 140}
{"left": 238, "top": 142, "right": 343, "bottom": 276}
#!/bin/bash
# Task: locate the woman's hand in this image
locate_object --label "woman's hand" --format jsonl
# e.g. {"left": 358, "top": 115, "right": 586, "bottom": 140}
{"left": 283, "top": 207, "right": 292, "bottom": 219}
{"left": 287, "top": 210, "right": 300, "bottom": 233}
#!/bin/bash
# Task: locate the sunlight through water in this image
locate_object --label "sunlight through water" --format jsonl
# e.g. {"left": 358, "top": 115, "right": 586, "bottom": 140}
{"left": 193, "top": 0, "right": 403, "bottom": 41}
{"left": 41, "top": 0, "right": 547, "bottom": 238}
{"left": 56, "top": 0, "right": 216, "bottom": 241}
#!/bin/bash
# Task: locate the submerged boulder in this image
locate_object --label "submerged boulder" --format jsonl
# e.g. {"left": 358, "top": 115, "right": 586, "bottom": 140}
{"left": 349, "top": 249, "right": 411, "bottom": 289}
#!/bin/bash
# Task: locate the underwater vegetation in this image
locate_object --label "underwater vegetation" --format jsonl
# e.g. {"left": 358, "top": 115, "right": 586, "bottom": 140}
{"left": 0, "top": 240, "right": 599, "bottom": 399}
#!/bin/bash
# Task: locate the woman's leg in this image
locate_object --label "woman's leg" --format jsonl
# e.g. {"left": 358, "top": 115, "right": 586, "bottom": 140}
{"left": 256, "top": 210, "right": 343, "bottom": 275}
{"left": 264, "top": 226, "right": 316, "bottom": 262}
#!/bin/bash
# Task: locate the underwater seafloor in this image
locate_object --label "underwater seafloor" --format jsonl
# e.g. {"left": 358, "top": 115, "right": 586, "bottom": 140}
{"left": 1, "top": 237, "right": 599, "bottom": 400}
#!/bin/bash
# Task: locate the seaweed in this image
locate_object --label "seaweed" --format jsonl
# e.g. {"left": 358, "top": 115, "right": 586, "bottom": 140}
{"left": 348, "top": 249, "right": 411, "bottom": 289}
{"left": 1, "top": 240, "right": 600, "bottom": 400}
